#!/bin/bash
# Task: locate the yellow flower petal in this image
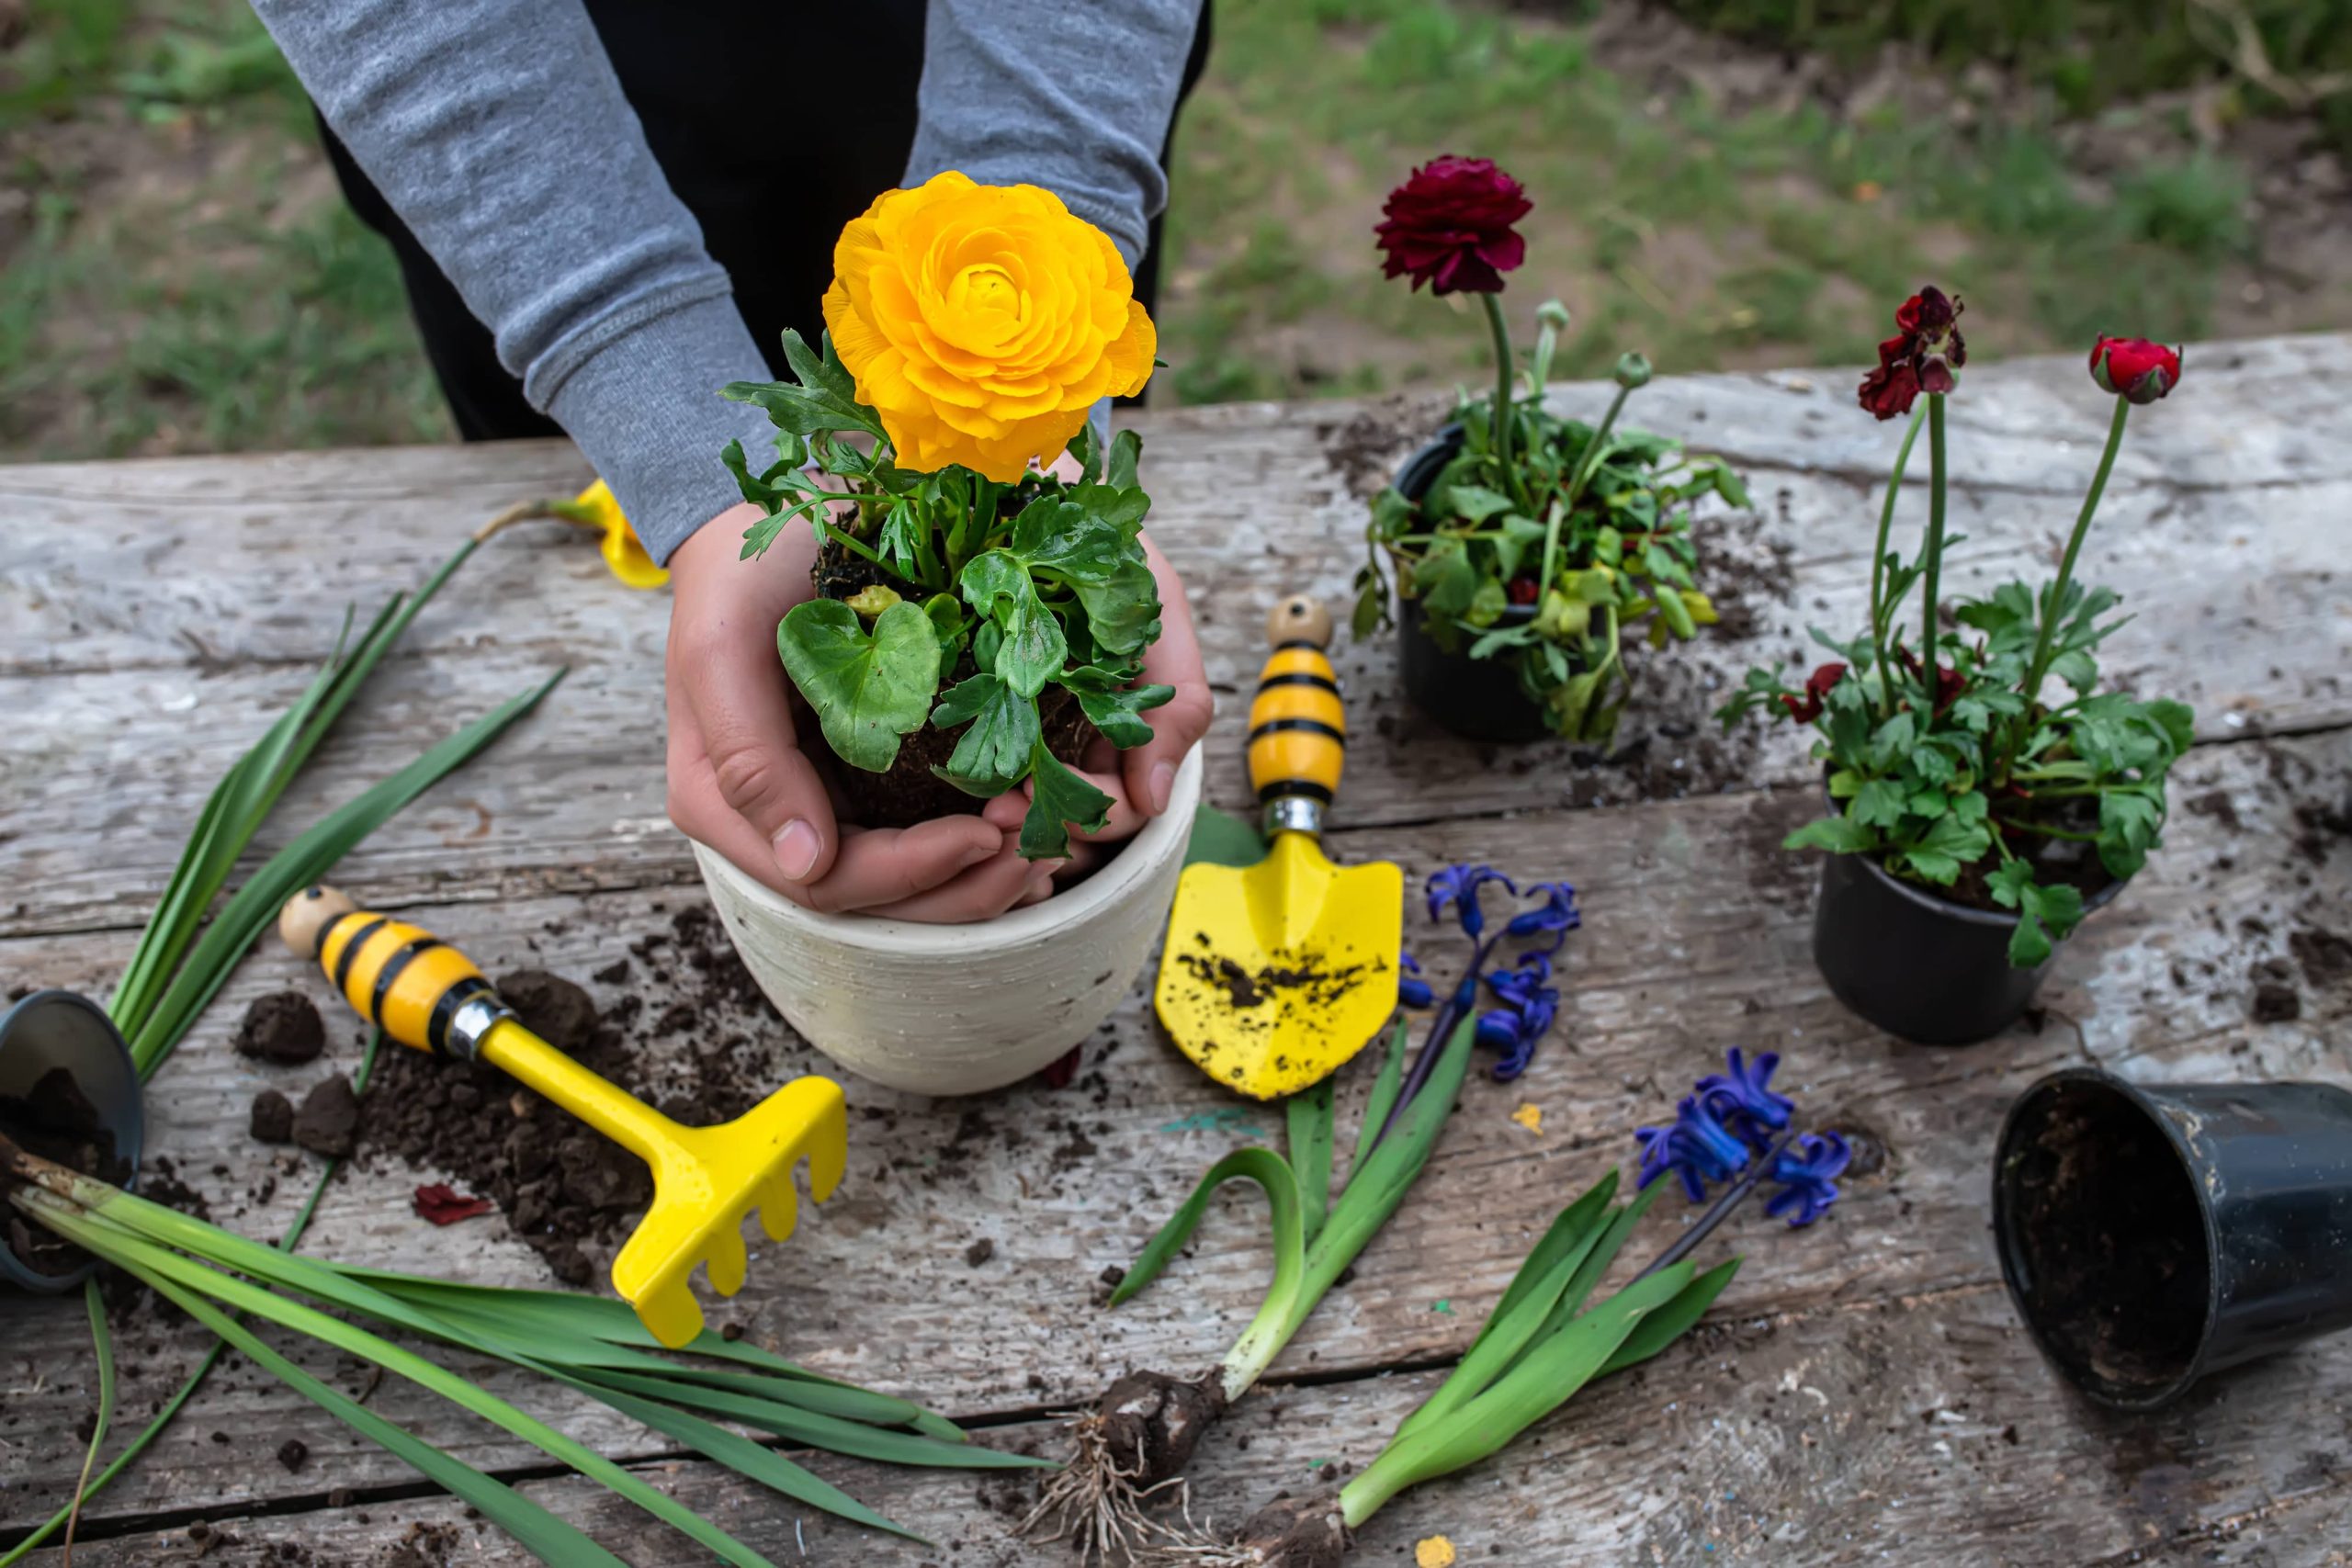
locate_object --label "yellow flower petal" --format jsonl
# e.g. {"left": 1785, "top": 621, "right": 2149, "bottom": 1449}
{"left": 572, "top": 479, "right": 669, "bottom": 591}
{"left": 1416, "top": 1537, "right": 1457, "bottom": 1568}
{"left": 1510, "top": 1102, "right": 1544, "bottom": 1135}
{"left": 824, "top": 171, "right": 1155, "bottom": 478}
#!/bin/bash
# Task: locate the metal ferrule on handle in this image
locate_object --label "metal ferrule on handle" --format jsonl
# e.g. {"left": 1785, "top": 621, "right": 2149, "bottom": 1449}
{"left": 1248, "top": 639, "right": 1345, "bottom": 838}
{"left": 313, "top": 908, "right": 506, "bottom": 1061}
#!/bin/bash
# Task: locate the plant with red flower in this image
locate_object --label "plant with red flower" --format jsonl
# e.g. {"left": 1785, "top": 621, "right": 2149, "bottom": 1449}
{"left": 1778, "top": 662, "right": 1847, "bottom": 724}
{"left": 1374, "top": 155, "right": 1531, "bottom": 297}
{"left": 1858, "top": 288, "right": 1967, "bottom": 422}
{"left": 1354, "top": 163, "right": 1744, "bottom": 746}
{"left": 1722, "top": 297, "right": 2196, "bottom": 970}
{"left": 2089, "top": 337, "right": 2182, "bottom": 404}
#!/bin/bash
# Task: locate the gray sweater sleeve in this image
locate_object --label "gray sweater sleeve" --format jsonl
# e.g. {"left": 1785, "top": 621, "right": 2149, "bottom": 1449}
{"left": 252, "top": 0, "right": 1199, "bottom": 564}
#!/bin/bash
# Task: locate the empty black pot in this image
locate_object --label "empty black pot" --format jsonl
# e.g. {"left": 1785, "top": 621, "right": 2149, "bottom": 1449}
{"left": 0, "top": 989, "right": 144, "bottom": 1292}
{"left": 1390, "top": 424, "right": 1554, "bottom": 744}
{"left": 1994, "top": 1070, "right": 2352, "bottom": 1410}
{"left": 1812, "top": 847, "right": 2126, "bottom": 1046}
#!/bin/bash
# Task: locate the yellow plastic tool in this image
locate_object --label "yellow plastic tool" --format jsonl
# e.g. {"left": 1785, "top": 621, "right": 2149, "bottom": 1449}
{"left": 278, "top": 887, "right": 845, "bottom": 1347}
{"left": 1154, "top": 595, "right": 1405, "bottom": 1100}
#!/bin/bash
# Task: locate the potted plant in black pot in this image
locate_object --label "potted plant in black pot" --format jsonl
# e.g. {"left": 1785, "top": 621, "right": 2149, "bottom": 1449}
{"left": 1718, "top": 293, "right": 2192, "bottom": 1044}
{"left": 1349, "top": 156, "right": 1747, "bottom": 745}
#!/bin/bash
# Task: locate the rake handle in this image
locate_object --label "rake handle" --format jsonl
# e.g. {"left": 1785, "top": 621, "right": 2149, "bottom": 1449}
{"left": 1249, "top": 594, "right": 1345, "bottom": 835}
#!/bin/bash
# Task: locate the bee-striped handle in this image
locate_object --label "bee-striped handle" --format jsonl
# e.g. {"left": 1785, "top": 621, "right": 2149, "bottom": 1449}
{"left": 1248, "top": 595, "right": 1344, "bottom": 827}
{"left": 278, "top": 886, "right": 495, "bottom": 1056}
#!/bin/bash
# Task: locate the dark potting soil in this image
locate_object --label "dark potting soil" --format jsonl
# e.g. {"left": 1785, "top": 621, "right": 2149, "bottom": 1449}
{"left": 2006, "top": 1086, "right": 2208, "bottom": 1394}
{"left": 250, "top": 1087, "right": 295, "bottom": 1144}
{"left": 809, "top": 536, "right": 1101, "bottom": 830}
{"left": 353, "top": 913, "right": 782, "bottom": 1287}
{"left": 232, "top": 988, "right": 325, "bottom": 1065}
{"left": 0, "top": 1066, "right": 127, "bottom": 1276}
{"left": 291, "top": 1075, "right": 359, "bottom": 1159}
{"left": 1928, "top": 793, "right": 2120, "bottom": 917}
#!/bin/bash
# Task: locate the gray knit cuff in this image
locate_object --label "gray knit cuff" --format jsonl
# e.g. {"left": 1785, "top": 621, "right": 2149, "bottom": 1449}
{"left": 541, "top": 291, "right": 781, "bottom": 565}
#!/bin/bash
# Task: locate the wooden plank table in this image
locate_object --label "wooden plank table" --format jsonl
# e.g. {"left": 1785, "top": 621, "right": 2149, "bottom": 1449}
{"left": 3, "top": 337, "right": 2348, "bottom": 1566}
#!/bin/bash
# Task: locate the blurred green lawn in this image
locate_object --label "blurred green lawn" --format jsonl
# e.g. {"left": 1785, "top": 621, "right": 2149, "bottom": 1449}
{"left": 0, "top": 0, "right": 2340, "bottom": 460}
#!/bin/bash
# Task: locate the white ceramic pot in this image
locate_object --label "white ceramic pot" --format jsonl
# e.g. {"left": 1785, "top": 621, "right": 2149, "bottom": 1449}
{"left": 694, "top": 746, "right": 1204, "bottom": 1096}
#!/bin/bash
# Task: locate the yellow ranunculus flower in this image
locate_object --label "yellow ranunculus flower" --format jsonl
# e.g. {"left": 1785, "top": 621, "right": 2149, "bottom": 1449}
{"left": 823, "top": 171, "right": 1156, "bottom": 481}
{"left": 560, "top": 479, "right": 669, "bottom": 590}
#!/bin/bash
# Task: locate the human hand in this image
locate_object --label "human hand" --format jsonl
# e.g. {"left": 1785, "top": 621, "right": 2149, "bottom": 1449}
{"left": 664, "top": 510, "right": 1053, "bottom": 920}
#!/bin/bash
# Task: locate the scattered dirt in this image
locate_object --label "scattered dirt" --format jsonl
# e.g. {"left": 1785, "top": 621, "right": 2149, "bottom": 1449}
{"left": 965, "top": 1236, "right": 996, "bottom": 1268}
{"left": 231, "top": 989, "right": 325, "bottom": 1066}
{"left": 2249, "top": 957, "right": 2302, "bottom": 1022}
{"left": 291, "top": 1075, "right": 359, "bottom": 1159}
{"left": 250, "top": 1088, "right": 294, "bottom": 1144}
{"left": 1162, "top": 932, "right": 1383, "bottom": 1088}
{"left": 355, "top": 908, "right": 786, "bottom": 1286}
{"left": 276, "top": 1437, "right": 308, "bottom": 1472}
{"left": 0, "top": 1066, "right": 124, "bottom": 1276}
{"left": 1234, "top": 1493, "right": 1350, "bottom": 1568}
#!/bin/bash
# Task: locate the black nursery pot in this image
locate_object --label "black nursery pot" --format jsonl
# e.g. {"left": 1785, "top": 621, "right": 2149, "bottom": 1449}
{"left": 0, "top": 989, "right": 144, "bottom": 1292}
{"left": 1391, "top": 424, "right": 1554, "bottom": 745}
{"left": 1811, "top": 850, "right": 2126, "bottom": 1046}
{"left": 1995, "top": 1070, "right": 2352, "bottom": 1411}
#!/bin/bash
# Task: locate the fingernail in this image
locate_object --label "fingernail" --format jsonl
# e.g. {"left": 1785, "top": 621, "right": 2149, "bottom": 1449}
{"left": 773, "top": 818, "right": 821, "bottom": 881}
{"left": 1149, "top": 761, "right": 1177, "bottom": 816}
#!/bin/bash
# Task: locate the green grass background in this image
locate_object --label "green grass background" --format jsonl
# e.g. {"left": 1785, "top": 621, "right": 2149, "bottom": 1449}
{"left": 0, "top": 0, "right": 2341, "bottom": 459}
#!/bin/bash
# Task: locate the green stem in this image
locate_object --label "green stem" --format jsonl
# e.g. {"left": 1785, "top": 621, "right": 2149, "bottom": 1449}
{"left": 1869, "top": 404, "right": 1928, "bottom": 718}
{"left": 1541, "top": 385, "right": 1630, "bottom": 594}
{"left": 2019, "top": 396, "right": 2132, "bottom": 715}
{"left": 1995, "top": 817, "right": 2101, "bottom": 843}
{"left": 1917, "top": 392, "right": 1949, "bottom": 717}
{"left": 1480, "top": 292, "right": 1518, "bottom": 491}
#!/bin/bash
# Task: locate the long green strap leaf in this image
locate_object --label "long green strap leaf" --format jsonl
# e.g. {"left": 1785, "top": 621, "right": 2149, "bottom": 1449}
{"left": 131, "top": 667, "right": 565, "bottom": 1074}
{"left": 569, "top": 1366, "right": 1046, "bottom": 1472}
{"left": 0, "top": 1032, "right": 386, "bottom": 1568}
{"left": 1342, "top": 1018, "right": 1410, "bottom": 1192}
{"left": 22, "top": 1202, "right": 782, "bottom": 1568}
{"left": 1471, "top": 1169, "right": 1621, "bottom": 1357}
{"left": 1286, "top": 1076, "right": 1336, "bottom": 1246}
{"left": 1598, "top": 1258, "right": 1741, "bottom": 1378}
{"left": 61, "top": 1277, "right": 116, "bottom": 1556}
{"left": 1108, "top": 1145, "right": 1305, "bottom": 1309}
{"left": 113, "top": 1248, "right": 627, "bottom": 1568}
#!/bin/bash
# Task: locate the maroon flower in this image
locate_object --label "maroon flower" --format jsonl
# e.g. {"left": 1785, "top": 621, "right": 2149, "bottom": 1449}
{"left": 1858, "top": 287, "right": 1967, "bottom": 420}
{"left": 2088, "top": 336, "right": 2182, "bottom": 404}
{"left": 1374, "top": 156, "right": 1532, "bottom": 296}
{"left": 1779, "top": 662, "right": 1848, "bottom": 724}
{"left": 1506, "top": 574, "right": 1541, "bottom": 605}
{"left": 1896, "top": 645, "right": 1968, "bottom": 716}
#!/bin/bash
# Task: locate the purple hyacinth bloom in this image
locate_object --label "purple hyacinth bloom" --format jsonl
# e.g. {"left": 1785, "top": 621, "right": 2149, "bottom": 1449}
{"left": 1695, "top": 1048, "right": 1794, "bottom": 1151}
{"left": 1427, "top": 864, "right": 1514, "bottom": 938}
{"left": 1506, "top": 881, "right": 1580, "bottom": 952}
{"left": 1397, "top": 953, "right": 1434, "bottom": 1009}
{"left": 1476, "top": 951, "right": 1558, "bottom": 1081}
{"left": 1633, "top": 1094, "right": 1755, "bottom": 1201}
{"left": 1765, "top": 1131, "right": 1850, "bottom": 1227}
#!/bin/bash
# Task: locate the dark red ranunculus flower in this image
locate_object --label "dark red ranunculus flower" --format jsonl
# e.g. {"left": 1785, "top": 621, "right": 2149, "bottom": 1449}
{"left": 1507, "top": 574, "right": 1541, "bottom": 605}
{"left": 413, "top": 1183, "right": 493, "bottom": 1225}
{"left": 1374, "top": 156, "right": 1532, "bottom": 297}
{"left": 1858, "top": 287, "right": 1967, "bottom": 420}
{"left": 1779, "top": 661, "right": 1848, "bottom": 724}
{"left": 2088, "top": 336, "right": 2182, "bottom": 404}
{"left": 1896, "top": 644, "right": 1968, "bottom": 716}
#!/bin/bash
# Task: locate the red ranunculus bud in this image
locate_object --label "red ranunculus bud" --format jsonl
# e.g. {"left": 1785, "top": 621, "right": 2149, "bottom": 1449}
{"left": 1374, "top": 156, "right": 1532, "bottom": 297}
{"left": 1858, "top": 287, "right": 1966, "bottom": 420}
{"left": 1779, "top": 660, "right": 1848, "bottom": 724}
{"left": 1507, "top": 574, "right": 1541, "bottom": 604}
{"left": 2089, "top": 336, "right": 2182, "bottom": 404}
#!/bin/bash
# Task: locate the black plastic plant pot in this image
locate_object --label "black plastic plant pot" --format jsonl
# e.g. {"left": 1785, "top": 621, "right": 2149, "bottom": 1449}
{"left": 0, "top": 989, "right": 144, "bottom": 1292}
{"left": 1994, "top": 1070, "right": 2352, "bottom": 1411}
{"left": 1391, "top": 423, "right": 1554, "bottom": 745}
{"left": 1811, "top": 848, "right": 2127, "bottom": 1046}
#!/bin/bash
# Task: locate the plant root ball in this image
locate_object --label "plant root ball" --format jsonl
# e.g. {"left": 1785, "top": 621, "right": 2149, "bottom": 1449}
{"left": 1235, "top": 1495, "right": 1351, "bottom": 1568}
{"left": 1096, "top": 1370, "right": 1228, "bottom": 1487}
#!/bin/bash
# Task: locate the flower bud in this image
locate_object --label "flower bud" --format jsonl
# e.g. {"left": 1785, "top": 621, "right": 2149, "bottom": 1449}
{"left": 2088, "top": 336, "right": 2183, "bottom": 404}
{"left": 1536, "top": 299, "right": 1572, "bottom": 330}
{"left": 845, "top": 584, "right": 902, "bottom": 618}
{"left": 1613, "top": 351, "right": 1654, "bottom": 389}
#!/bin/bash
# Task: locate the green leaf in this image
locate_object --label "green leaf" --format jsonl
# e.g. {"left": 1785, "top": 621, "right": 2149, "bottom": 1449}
{"left": 721, "top": 331, "right": 886, "bottom": 443}
{"left": 1059, "top": 665, "right": 1173, "bottom": 749}
{"left": 1184, "top": 805, "right": 1265, "bottom": 869}
{"left": 1852, "top": 779, "right": 1908, "bottom": 829}
{"left": 1009, "top": 495, "right": 1161, "bottom": 655}
{"left": 1287, "top": 1079, "right": 1338, "bottom": 1247}
{"left": 957, "top": 550, "right": 1068, "bottom": 698}
{"left": 775, "top": 600, "right": 942, "bottom": 773}
{"left": 1343, "top": 1018, "right": 1412, "bottom": 1191}
{"left": 1105, "top": 428, "right": 1143, "bottom": 491}
{"left": 1596, "top": 1257, "right": 1741, "bottom": 1376}
{"left": 1444, "top": 485, "right": 1516, "bottom": 524}
{"left": 1898, "top": 811, "right": 1992, "bottom": 886}
{"left": 930, "top": 674, "right": 1039, "bottom": 795}
{"left": 1784, "top": 815, "right": 1879, "bottom": 854}
{"left": 1412, "top": 542, "right": 1479, "bottom": 619}
{"left": 2052, "top": 649, "right": 2098, "bottom": 693}
{"left": 1019, "top": 740, "right": 1113, "bottom": 858}
{"left": 1108, "top": 1146, "right": 1305, "bottom": 1309}
{"left": 1491, "top": 514, "right": 1548, "bottom": 581}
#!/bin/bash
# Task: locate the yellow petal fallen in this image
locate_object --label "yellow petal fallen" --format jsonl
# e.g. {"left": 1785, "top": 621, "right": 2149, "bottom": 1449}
{"left": 1416, "top": 1537, "right": 1457, "bottom": 1568}
{"left": 1510, "top": 1102, "right": 1544, "bottom": 1135}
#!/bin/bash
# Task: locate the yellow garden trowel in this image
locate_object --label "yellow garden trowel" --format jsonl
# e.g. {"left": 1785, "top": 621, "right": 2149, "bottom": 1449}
{"left": 1155, "top": 595, "right": 1404, "bottom": 1100}
{"left": 278, "top": 887, "right": 845, "bottom": 1348}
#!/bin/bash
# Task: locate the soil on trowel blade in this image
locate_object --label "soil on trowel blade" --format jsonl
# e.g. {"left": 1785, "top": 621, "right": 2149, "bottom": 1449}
{"left": 354, "top": 911, "right": 786, "bottom": 1287}
{"left": 0, "top": 1066, "right": 127, "bottom": 1276}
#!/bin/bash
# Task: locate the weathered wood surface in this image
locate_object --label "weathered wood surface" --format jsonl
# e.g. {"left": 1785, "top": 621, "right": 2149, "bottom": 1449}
{"left": 4, "top": 337, "right": 2351, "bottom": 1566}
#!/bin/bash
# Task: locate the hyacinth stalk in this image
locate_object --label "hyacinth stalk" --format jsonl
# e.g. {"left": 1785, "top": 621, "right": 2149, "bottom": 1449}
{"left": 2, "top": 1138, "right": 1044, "bottom": 1562}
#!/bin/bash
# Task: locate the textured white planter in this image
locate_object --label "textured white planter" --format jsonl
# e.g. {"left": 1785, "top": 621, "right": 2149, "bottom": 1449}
{"left": 694, "top": 746, "right": 1204, "bottom": 1096}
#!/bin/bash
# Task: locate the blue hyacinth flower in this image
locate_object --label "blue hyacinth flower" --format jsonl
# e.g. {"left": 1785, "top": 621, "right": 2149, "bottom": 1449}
{"left": 1765, "top": 1132, "right": 1851, "bottom": 1227}
{"left": 1426, "top": 864, "right": 1514, "bottom": 938}
{"left": 1397, "top": 953, "right": 1434, "bottom": 1010}
{"left": 1695, "top": 1047, "right": 1794, "bottom": 1151}
{"left": 1505, "top": 881, "right": 1581, "bottom": 953}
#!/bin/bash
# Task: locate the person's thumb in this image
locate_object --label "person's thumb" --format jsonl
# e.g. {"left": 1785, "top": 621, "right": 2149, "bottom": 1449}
{"left": 707, "top": 726, "right": 839, "bottom": 885}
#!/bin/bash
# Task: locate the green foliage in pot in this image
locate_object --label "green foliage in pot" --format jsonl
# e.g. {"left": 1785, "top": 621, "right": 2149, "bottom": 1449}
{"left": 1719, "top": 294, "right": 2193, "bottom": 965}
{"left": 720, "top": 332, "right": 1172, "bottom": 859}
